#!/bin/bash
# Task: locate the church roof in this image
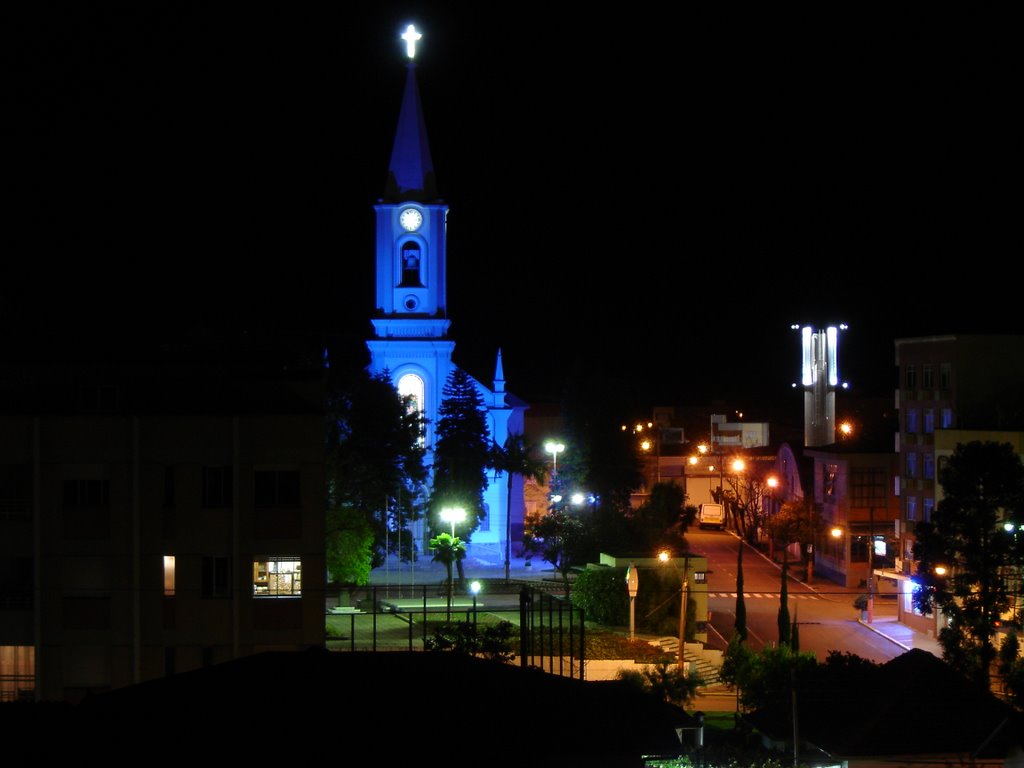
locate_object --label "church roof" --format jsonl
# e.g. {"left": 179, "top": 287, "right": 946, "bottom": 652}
{"left": 384, "top": 63, "right": 438, "bottom": 202}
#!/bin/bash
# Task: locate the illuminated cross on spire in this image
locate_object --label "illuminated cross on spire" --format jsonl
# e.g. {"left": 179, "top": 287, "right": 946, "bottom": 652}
{"left": 401, "top": 24, "right": 422, "bottom": 59}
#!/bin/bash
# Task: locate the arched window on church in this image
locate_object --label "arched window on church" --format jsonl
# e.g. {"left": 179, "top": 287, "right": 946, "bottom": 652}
{"left": 397, "top": 373, "right": 425, "bottom": 445}
{"left": 399, "top": 242, "right": 423, "bottom": 287}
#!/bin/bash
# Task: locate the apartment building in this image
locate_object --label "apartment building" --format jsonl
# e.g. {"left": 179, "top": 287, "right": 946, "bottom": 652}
{"left": 894, "top": 334, "right": 1024, "bottom": 633}
{"left": 0, "top": 346, "right": 326, "bottom": 702}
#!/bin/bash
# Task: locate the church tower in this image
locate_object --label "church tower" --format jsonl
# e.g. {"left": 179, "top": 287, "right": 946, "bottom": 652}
{"left": 367, "top": 26, "right": 527, "bottom": 557}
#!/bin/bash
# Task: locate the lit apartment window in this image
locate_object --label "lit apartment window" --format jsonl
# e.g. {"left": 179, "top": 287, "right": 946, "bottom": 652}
{"left": 253, "top": 557, "right": 301, "bottom": 597}
{"left": 906, "top": 409, "right": 918, "bottom": 433}
{"left": 922, "top": 364, "right": 934, "bottom": 389}
{"left": 923, "top": 498, "right": 934, "bottom": 522}
{"left": 905, "top": 366, "right": 916, "bottom": 390}
{"left": 201, "top": 556, "right": 231, "bottom": 598}
{"left": 906, "top": 453, "right": 917, "bottom": 478}
{"left": 906, "top": 497, "right": 917, "bottom": 521}
{"left": 941, "top": 408, "right": 953, "bottom": 429}
{"left": 254, "top": 470, "right": 300, "bottom": 508}
{"left": 940, "top": 363, "right": 951, "bottom": 389}
{"left": 0, "top": 646, "right": 34, "bottom": 702}
{"left": 923, "top": 453, "right": 935, "bottom": 480}
{"left": 202, "top": 466, "right": 233, "bottom": 508}
{"left": 163, "top": 555, "right": 176, "bottom": 596}
{"left": 924, "top": 409, "right": 934, "bottom": 434}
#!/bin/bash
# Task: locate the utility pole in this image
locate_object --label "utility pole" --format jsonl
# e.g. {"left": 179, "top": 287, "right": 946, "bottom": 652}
{"left": 866, "top": 505, "right": 875, "bottom": 623}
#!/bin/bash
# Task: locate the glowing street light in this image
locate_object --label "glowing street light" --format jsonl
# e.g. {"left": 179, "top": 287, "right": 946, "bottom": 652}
{"left": 439, "top": 506, "right": 466, "bottom": 537}
{"left": 658, "top": 549, "right": 690, "bottom": 668}
{"left": 545, "top": 441, "right": 565, "bottom": 476}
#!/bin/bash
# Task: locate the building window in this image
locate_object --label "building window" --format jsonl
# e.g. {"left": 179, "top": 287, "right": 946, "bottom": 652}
{"left": 823, "top": 464, "right": 838, "bottom": 497}
{"left": 63, "top": 479, "right": 109, "bottom": 508}
{"left": 850, "top": 468, "right": 887, "bottom": 505}
{"left": 397, "top": 373, "right": 426, "bottom": 445}
{"left": 923, "top": 364, "right": 934, "bottom": 389}
{"left": 923, "top": 498, "right": 934, "bottom": 522}
{"left": 0, "top": 646, "right": 34, "bottom": 702}
{"left": 202, "top": 466, "right": 233, "bottom": 508}
{"left": 941, "top": 408, "right": 953, "bottom": 429}
{"left": 399, "top": 241, "right": 424, "bottom": 287}
{"left": 164, "top": 466, "right": 175, "bottom": 507}
{"left": 202, "top": 556, "right": 231, "bottom": 598}
{"left": 0, "top": 465, "right": 31, "bottom": 522}
{"left": 905, "top": 409, "right": 918, "bottom": 434}
{"left": 0, "top": 556, "right": 32, "bottom": 609}
{"left": 924, "top": 409, "right": 934, "bottom": 434}
{"left": 163, "top": 555, "right": 176, "bottom": 596}
{"left": 905, "top": 365, "right": 916, "bottom": 390}
{"left": 906, "top": 496, "right": 917, "bottom": 521}
{"left": 923, "top": 453, "right": 935, "bottom": 480}
{"left": 254, "top": 470, "right": 300, "bottom": 508}
{"left": 253, "top": 557, "right": 301, "bottom": 597}
{"left": 940, "top": 363, "right": 951, "bottom": 389}
{"left": 906, "top": 453, "right": 917, "bottom": 478}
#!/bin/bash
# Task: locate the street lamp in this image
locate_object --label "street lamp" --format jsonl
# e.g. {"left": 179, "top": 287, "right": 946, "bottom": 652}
{"left": 659, "top": 549, "right": 689, "bottom": 669}
{"left": 439, "top": 506, "right": 466, "bottom": 538}
{"left": 766, "top": 475, "right": 779, "bottom": 558}
{"left": 544, "top": 441, "right": 565, "bottom": 477}
{"left": 469, "top": 580, "right": 481, "bottom": 628}
{"left": 438, "top": 506, "right": 467, "bottom": 620}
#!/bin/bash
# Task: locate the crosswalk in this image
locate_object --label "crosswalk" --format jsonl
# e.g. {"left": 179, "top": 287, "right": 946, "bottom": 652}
{"left": 708, "top": 592, "right": 822, "bottom": 600}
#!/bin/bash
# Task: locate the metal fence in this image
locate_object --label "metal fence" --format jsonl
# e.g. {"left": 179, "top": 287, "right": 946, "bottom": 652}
{"left": 326, "top": 583, "right": 586, "bottom": 679}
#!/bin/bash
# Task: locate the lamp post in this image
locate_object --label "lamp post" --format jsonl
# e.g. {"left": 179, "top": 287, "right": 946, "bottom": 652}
{"left": 544, "top": 441, "right": 565, "bottom": 475}
{"left": 439, "top": 506, "right": 466, "bottom": 619}
{"left": 659, "top": 550, "right": 689, "bottom": 668}
{"left": 766, "top": 475, "right": 778, "bottom": 559}
{"left": 469, "top": 580, "right": 481, "bottom": 629}
{"left": 439, "top": 506, "right": 466, "bottom": 538}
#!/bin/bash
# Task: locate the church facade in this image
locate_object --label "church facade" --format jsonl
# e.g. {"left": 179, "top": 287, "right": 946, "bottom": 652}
{"left": 366, "top": 37, "right": 529, "bottom": 557}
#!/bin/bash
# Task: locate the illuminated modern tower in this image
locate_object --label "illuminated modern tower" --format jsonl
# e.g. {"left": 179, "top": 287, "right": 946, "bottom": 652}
{"left": 797, "top": 324, "right": 846, "bottom": 447}
{"left": 366, "top": 26, "right": 527, "bottom": 553}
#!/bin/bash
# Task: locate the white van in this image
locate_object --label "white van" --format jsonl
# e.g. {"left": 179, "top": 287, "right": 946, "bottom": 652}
{"left": 698, "top": 503, "right": 725, "bottom": 530}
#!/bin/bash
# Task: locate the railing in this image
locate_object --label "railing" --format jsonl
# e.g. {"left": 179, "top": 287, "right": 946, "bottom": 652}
{"left": 325, "top": 583, "right": 586, "bottom": 679}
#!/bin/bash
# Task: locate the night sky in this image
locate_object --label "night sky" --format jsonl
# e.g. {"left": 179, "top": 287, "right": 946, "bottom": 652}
{"left": 5, "top": 7, "right": 1020, "bottom": 413}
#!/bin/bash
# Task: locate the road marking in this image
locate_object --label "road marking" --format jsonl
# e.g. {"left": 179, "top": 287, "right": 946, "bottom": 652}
{"left": 709, "top": 592, "right": 821, "bottom": 600}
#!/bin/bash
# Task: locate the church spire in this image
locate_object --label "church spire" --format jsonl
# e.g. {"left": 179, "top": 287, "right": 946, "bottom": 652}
{"left": 385, "top": 25, "right": 437, "bottom": 202}
{"left": 494, "top": 348, "right": 506, "bottom": 393}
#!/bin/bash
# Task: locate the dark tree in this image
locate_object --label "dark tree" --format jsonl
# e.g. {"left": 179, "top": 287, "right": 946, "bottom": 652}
{"left": 778, "top": 554, "right": 791, "bottom": 647}
{"left": 735, "top": 542, "right": 747, "bottom": 642}
{"left": 429, "top": 367, "right": 492, "bottom": 538}
{"left": 489, "top": 433, "right": 547, "bottom": 583}
{"left": 326, "top": 367, "right": 427, "bottom": 582}
{"left": 628, "top": 481, "right": 688, "bottom": 553}
{"left": 913, "top": 440, "right": 1024, "bottom": 689}
{"left": 558, "top": 365, "right": 644, "bottom": 551}
{"left": 790, "top": 605, "right": 800, "bottom": 652}
{"left": 521, "top": 507, "right": 587, "bottom": 592}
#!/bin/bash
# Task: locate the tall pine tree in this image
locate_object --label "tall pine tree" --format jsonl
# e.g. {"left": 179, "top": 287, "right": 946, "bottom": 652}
{"left": 778, "top": 553, "right": 791, "bottom": 647}
{"left": 735, "top": 542, "right": 747, "bottom": 642}
{"left": 430, "top": 367, "right": 492, "bottom": 538}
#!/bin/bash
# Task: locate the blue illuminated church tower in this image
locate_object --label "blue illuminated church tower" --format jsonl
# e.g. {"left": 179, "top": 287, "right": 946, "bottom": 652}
{"left": 366, "top": 27, "right": 527, "bottom": 559}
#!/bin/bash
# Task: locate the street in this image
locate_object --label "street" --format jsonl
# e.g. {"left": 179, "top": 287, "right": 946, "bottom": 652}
{"left": 691, "top": 529, "right": 913, "bottom": 664}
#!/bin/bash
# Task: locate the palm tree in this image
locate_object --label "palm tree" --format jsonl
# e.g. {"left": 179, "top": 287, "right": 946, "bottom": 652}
{"left": 490, "top": 433, "right": 548, "bottom": 583}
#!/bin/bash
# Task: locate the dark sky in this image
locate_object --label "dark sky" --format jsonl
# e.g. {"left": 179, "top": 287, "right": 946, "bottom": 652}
{"left": 5, "top": 7, "right": 1021, "bottom": 413}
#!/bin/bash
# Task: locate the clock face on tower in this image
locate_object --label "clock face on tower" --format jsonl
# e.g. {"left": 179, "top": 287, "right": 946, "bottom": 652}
{"left": 399, "top": 208, "right": 423, "bottom": 232}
